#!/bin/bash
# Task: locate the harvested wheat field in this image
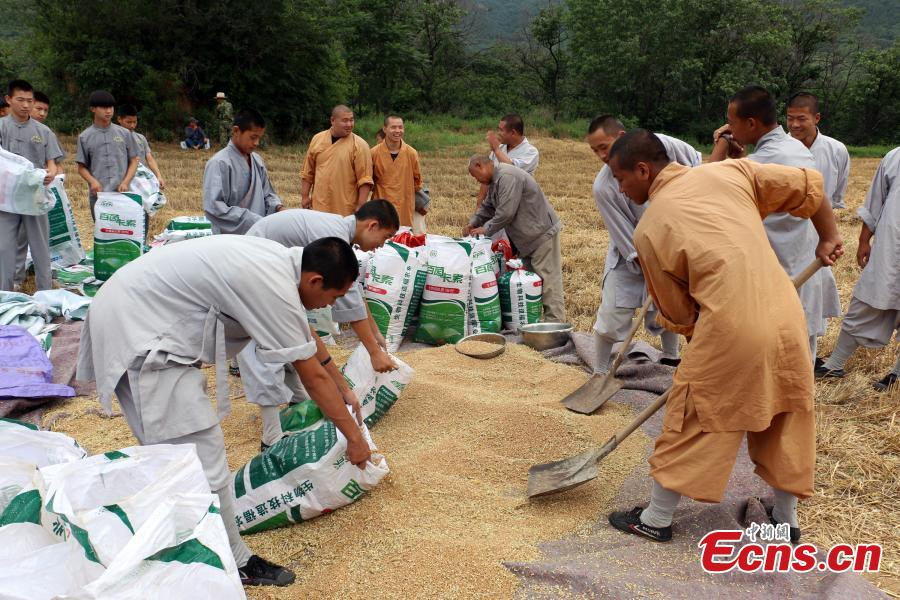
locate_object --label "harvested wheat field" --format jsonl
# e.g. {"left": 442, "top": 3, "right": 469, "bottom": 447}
{"left": 34, "top": 135, "right": 899, "bottom": 596}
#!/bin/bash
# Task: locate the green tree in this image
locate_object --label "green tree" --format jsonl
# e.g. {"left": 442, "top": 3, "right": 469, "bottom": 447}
{"left": 519, "top": 2, "right": 570, "bottom": 116}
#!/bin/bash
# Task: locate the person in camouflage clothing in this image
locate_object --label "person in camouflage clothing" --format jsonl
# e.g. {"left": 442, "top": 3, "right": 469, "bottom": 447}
{"left": 214, "top": 92, "right": 233, "bottom": 147}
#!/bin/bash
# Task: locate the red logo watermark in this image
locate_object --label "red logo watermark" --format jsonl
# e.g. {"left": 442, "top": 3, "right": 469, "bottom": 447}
{"left": 698, "top": 527, "right": 881, "bottom": 574}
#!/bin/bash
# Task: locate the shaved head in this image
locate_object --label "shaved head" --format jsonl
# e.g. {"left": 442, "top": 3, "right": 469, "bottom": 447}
{"left": 332, "top": 104, "right": 352, "bottom": 118}
{"left": 588, "top": 114, "right": 625, "bottom": 136}
{"left": 787, "top": 92, "right": 819, "bottom": 115}
{"left": 468, "top": 154, "right": 492, "bottom": 169}
{"left": 608, "top": 129, "right": 669, "bottom": 171}
{"left": 730, "top": 86, "right": 777, "bottom": 126}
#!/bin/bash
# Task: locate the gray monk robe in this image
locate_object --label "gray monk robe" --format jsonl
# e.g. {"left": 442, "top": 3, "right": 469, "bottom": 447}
{"left": 239, "top": 209, "right": 368, "bottom": 409}
{"left": 76, "top": 235, "right": 315, "bottom": 444}
{"left": 750, "top": 127, "right": 841, "bottom": 347}
{"left": 841, "top": 147, "right": 900, "bottom": 346}
{"left": 202, "top": 141, "right": 282, "bottom": 234}
{"left": 592, "top": 133, "right": 701, "bottom": 363}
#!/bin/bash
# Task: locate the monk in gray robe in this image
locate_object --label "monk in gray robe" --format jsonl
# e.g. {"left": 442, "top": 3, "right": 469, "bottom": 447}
{"left": 240, "top": 200, "right": 399, "bottom": 448}
{"left": 818, "top": 147, "right": 900, "bottom": 392}
{"left": 77, "top": 236, "right": 369, "bottom": 587}
{"left": 203, "top": 108, "right": 282, "bottom": 234}
{"left": 586, "top": 115, "right": 702, "bottom": 372}
{"left": 711, "top": 86, "right": 841, "bottom": 361}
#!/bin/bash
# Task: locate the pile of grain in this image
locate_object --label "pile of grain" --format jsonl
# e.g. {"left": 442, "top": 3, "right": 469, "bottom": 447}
{"left": 42, "top": 343, "right": 647, "bottom": 598}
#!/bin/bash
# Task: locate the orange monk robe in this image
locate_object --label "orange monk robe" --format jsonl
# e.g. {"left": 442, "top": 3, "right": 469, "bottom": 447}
{"left": 301, "top": 131, "right": 373, "bottom": 216}
{"left": 371, "top": 141, "right": 422, "bottom": 227}
{"left": 634, "top": 159, "right": 825, "bottom": 502}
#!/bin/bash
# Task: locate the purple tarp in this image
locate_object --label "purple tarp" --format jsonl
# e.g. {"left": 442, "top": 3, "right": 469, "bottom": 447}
{"left": 0, "top": 325, "right": 74, "bottom": 400}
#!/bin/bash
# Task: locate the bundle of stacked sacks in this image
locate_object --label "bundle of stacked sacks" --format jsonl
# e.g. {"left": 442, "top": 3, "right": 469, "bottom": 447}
{"left": 356, "top": 232, "right": 544, "bottom": 352}
{"left": 0, "top": 340, "right": 416, "bottom": 595}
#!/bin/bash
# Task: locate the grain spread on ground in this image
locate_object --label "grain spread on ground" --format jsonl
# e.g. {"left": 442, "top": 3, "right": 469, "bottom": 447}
{"left": 42, "top": 343, "right": 647, "bottom": 598}
{"left": 455, "top": 339, "right": 503, "bottom": 356}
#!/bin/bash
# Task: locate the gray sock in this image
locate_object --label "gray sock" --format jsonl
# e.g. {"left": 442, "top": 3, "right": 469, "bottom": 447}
{"left": 808, "top": 335, "right": 818, "bottom": 364}
{"left": 215, "top": 485, "right": 253, "bottom": 567}
{"left": 772, "top": 488, "right": 799, "bottom": 528}
{"left": 593, "top": 331, "right": 614, "bottom": 375}
{"left": 640, "top": 480, "right": 681, "bottom": 528}
{"left": 260, "top": 405, "right": 284, "bottom": 446}
{"left": 660, "top": 331, "right": 679, "bottom": 359}
{"left": 822, "top": 330, "right": 859, "bottom": 371}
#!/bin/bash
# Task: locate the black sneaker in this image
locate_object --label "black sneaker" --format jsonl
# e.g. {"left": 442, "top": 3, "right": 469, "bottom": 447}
{"left": 239, "top": 555, "right": 295, "bottom": 587}
{"left": 260, "top": 435, "right": 288, "bottom": 453}
{"left": 608, "top": 506, "right": 672, "bottom": 542}
{"left": 873, "top": 372, "right": 898, "bottom": 392}
{"left": 660, "top": 357, "right": 681, "bottom": 368}
{"left": 814, "top": 357, "right": 825, "bottom": 370}
{"left": 766, "top": 508, "right": 801, "bottom": 544}
{"left": 814, "top": 363, "right": 844, "bottom": 379}
{"left": 229, "top": 364, "right": 241, "bottom": 377}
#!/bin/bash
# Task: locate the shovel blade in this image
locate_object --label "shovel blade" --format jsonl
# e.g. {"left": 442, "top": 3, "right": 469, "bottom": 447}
{"left": 527, "top": 448, "right": 601, "bottom": 498}
{"left": 562, "top": 375, "right": 624, "bottom": 414}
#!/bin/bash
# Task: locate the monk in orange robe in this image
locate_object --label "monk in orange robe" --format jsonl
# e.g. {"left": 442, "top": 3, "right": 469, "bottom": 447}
{"left": 301, "top": 105, "right": 373, "bottom": 216}
{"left": 604, "top": 129, "right": 843, "bottom": 544}
{"left": 371, "top": 115, "right": 422, "bottom": 227}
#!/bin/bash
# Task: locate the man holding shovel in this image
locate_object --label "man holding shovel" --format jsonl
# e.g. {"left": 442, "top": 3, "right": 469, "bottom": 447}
{"left": 605, "top": 130, "right": 842, "bottom": 543}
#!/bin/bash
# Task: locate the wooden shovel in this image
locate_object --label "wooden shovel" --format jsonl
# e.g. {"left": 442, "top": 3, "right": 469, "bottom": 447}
{"left": 527, "top": 258, "right": 824, "bottom": 498}
{"left": 562, "top": 298, "right": 652, "bottom": 414}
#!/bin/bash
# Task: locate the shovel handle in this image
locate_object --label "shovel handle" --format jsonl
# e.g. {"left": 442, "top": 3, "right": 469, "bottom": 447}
{"left": 596, "top": 388, "right": 671, "bottom": 461}
{"left": 792, "top": 258, "right": 824, "bottom": 289}
{"left": 593, "top": 258, "right": 823, "bottom": 464}
{"left": 608, "top": 297, "right": 652, "bottom": 374}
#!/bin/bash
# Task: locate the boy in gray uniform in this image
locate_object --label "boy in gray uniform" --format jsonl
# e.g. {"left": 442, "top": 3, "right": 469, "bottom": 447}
{"left": 711, "top": 86, "right": 841, "bottom": 360}
{"left": 585, "top": 115, "right": 701, "bottom": 372}
{"left": 116, "top": 104, "right": 166, "bottom": 188}
{"left": 242, "top": 200, "right": 400, "bottom": 447}
{"left": 75, "top": 90, "right": 139, "bottom": 219}
{"left": 0, "top": 79, "right": 64, "bottom": 291}
{"left": 818, "top": 147, "right": 900, "bottom": 392}
{"left": 77, "top": 235, "right": 369, "bottom": 587}
{"left": 203, "top": 108, "right": 282, "bottom": 234}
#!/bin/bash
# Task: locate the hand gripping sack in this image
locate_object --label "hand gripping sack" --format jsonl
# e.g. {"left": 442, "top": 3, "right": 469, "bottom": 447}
{"left": 364, "top": 241, "right": 426, "bottom": 352}
{"left": 499, "top": 259, "right": 543, "bottom": 331}
{"left": 40, "top": 444, "right": 210, "bottom": 567}
{"left": 466, "top": 237, "right": 501, "bottom": 334}
{"left": 231, "top": 415, "right": 388, "bottom": 534}
{"left": 76, "top": 493, "right": 244, "bottom": 600}
{"left": 415, "top": 237, "right": 473, "bottom": 345}
{"left": 0, "top": 145, "right": 51, "bottom": 215}
{"left": 93, "top": 192, "right": 145, "bottom": 281}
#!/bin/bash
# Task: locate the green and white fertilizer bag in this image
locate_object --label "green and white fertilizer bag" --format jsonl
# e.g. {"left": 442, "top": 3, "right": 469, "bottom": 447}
{"left": 0, "top": 145, "right": 52, "bottom": 215}
{"left": 93, "top": 191, "right": 145, "bottom": 281}
{"left": 415, "top": 236, "right": 473, "bottom": 345}
{"left": 44, "top": 175, "right": 86, "bottom": 267}
{"left": 0, "top": 458, "right": 50, "bottom": 528}
{"left": 0, "top": 419, "right": 87, "bottom": 467}
{"left": 364, "top": 241, "right": 426, "bottom": 352}
{"left": 40, "top": 444, "right": 210, "bottom": 567}
{"left": 76, "top": 493, "right": 243, "bottom": 600}
{"left": 279, "top": 398, "right": 325, "bottom": 434}
{"left": 129, "top": 163, "right": 167, "bottom": 216}
{"left": 340, "top": 344, "right": 414, "bottom": 428}
{"left": 499, "top": 259, "right": 543, "bottom": 331}
{"left": 151, "top": 215, "right": 213, "bottom": 246}
{"left": 231, "top": 411, "right": 388, "bottom": 534}
{"left": 466, "top": 237, "right": 502, "bottom": 334}
{"left": 307, "top": 306, "right": 339, "bottom": 345}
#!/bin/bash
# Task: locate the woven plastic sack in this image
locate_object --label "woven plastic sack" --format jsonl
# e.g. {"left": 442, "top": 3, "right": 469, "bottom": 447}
{"left": 232, "top": 413, "right": 388, "bottom": 534}
{"left": 499, "top": 259, "right": 543, "bottom": 331}
{"left": 364, "top": 241, "right": 426, "bottom": 352}
{"left": 0, "top": 419, "right": 86, "bottom": 467}
{"left": 307, "top": 307, "right": 338, "bottom": 345}
{"left": 93, "top": 192, "right": 144, "bottom": 281}
{"left": 415, "top": 237, "right": 472, "bottom": 345}
{"left": 128, "top": 164, "right": 167, "bottom": 216}
{"left": 45, "top": 175, "right": 86, "bottom": 267}
{"left": 41, "top": 444, "right": 210, "bottom": 567}
{"left": 466, "top": 237, "right": 501, "bottom": 334}
{"left": 0, "top": 145, "right": 51, "bottom": 215}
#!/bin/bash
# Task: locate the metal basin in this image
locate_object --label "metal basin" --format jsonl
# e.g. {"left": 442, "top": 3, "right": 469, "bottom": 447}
{"left": 455, "top": 333, "right": 507, "bottom": 359}
{"left": 520, "top": 322, "right": 573, "bottom": 351}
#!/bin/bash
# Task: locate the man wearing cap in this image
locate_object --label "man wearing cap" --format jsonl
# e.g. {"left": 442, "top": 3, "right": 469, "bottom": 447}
{"left": 214, "top": 92, "right": 233, "bottom": 148}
